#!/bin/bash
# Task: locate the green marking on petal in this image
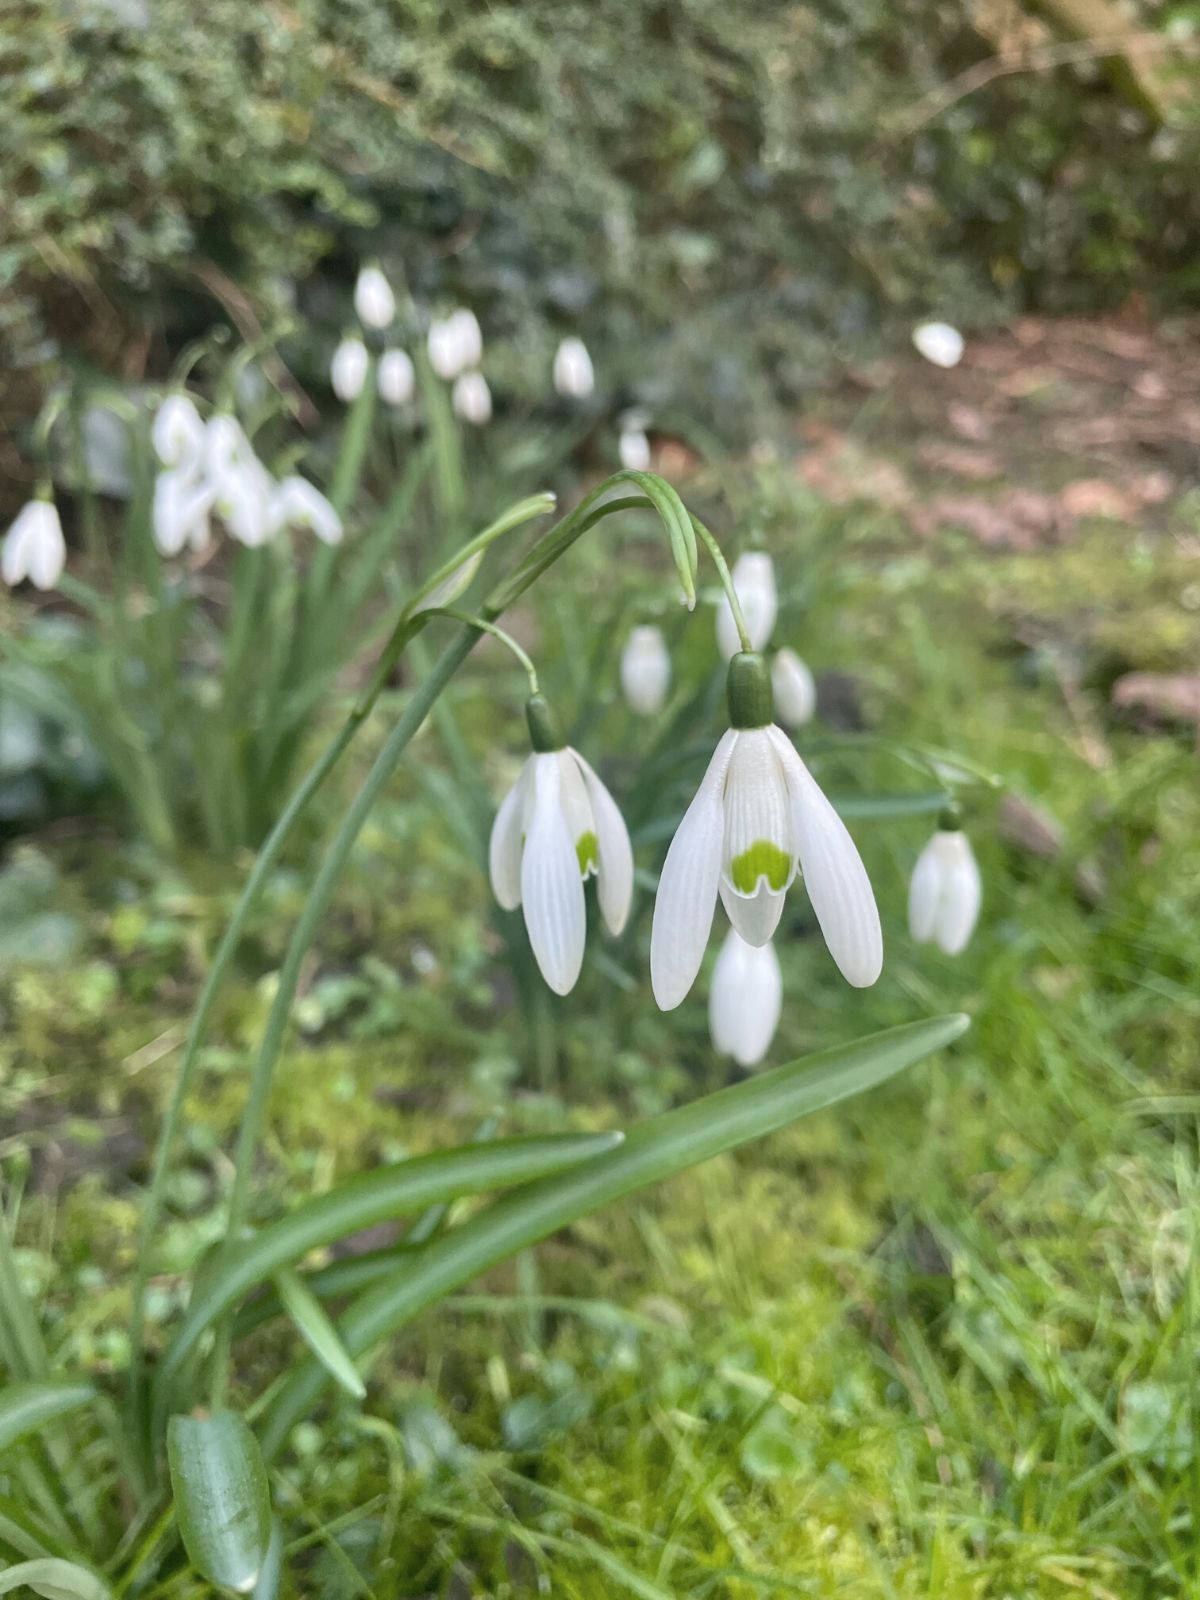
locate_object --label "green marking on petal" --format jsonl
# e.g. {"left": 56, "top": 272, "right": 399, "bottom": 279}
{"left": 575, "top": 830, "right": 599, "bottom": 876}
{"left": 730, "top": 840, "right": 791, "bottom": 894}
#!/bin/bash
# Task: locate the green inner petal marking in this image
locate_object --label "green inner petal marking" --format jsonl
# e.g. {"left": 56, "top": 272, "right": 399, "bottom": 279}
{"left": 730, "top": 840, "right": 791, "bottom": 894}
{"left": 576, "top": 830, "right": 599, "bottom": 876}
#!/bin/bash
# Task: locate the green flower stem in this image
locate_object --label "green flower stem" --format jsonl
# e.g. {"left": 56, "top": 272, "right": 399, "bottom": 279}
{"left": 426, "top": 608, "right": 539, "bottom": 695}
{"left": 690, "top": 514, "right": 752, "bottom": 654}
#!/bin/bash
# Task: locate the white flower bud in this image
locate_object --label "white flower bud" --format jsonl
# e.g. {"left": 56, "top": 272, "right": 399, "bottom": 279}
{"left": 269, "top": 476, "right": 343, "bottom": 546}
{"left": 331, "top": 336, "right": 369, "bottom": 402}
{"left": 620, "top": 625, "right": 671, "bottom": 716}
{"left": 909, "top": 829, "right": 982, "bottom": 954}
{"left": 2, "top": 498, "right": 66, "bottom": 591}
{"left": 153, "top": 469, "right": 216, "bottom": 556}
{"left": 709, "top": 929, "right": 783, "bottom": 1067}
{"left": 912, "top": 321, "right": 964, "bottom": 369}
{"left": 428, "top": 308, "right": 483, "bottom": 380}
{"left": 771, "top": 648, "right": 816, "bottom": 727}
{"left": 716, "top": 551, "right": 778, "bottom": 661}
{"left": 354, "top": 265, "right": 395, "bottom": 330}
{"left": 378, "top": 349, "right": 415, "bottom": 407}
{"left": 553, "top": 337, "right": 595, "bottom": 399}
{"left": 452, "top": 370, "right": 492, "bottom": 426}
{"left": 152, "top": 393, "right": 206, "bottom": 471}
{"left": 618, "top": 426, "right": 651, "bottom": 472}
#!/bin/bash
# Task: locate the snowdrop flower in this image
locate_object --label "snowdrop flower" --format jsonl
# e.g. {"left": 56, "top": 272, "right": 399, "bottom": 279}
{"left": 489, "top": 696, "right": 634, "bottom": 995}
{"left": 153, "top": 469, "right": 216, "bottom": 556}
{"left": 709, "top": 929, "right": 782, "bottom": 1067}
{"left": 354, "top": 264, "right": 395, "bottom": 330}
{"left": 771, "top": 648, "right": 816, "bottom": 728}
{"left": 909, "top": 819, "right": 981, "bottom": 955}
{"left": 620, "top": 625, "right": 671, "bottom": 716}
{"left": 331, "top": 336, "right": 370, "bottom": 402}
{"left": 650, "top": 652, "right": 881, "bottom": 1009}
{"left": 912, "top": 321, "right": 964, "bottom": 370}
{"left": 553, "top": 337, "right": 595, "bottom": 400}
{"left": 152, "top": 393, "right": 206, "bottom": 472}
{"left": 452, "top": 370, "right": 492, "bottom": 426}
{"left": 428, "top": 309, "right": 483, "bottom": 381}
{"left": 378, "top": 349, "right": 415, "bottom": 407}
{"left": 215, "top": 457, "right": 275, "bottom": 548}
{"left": 204, "top": 414, "right": 253, "bottom": 483}
{"left": 2, "top": 496, "right": 66, "bottom": 591}
{"left": 618, "top": 425, "right": 652, "bottom": 472}
{"left": 716, "top": 552, "right": 778, "bottom": 661}
{"left": 269, "top": 476, "right": 343, "bottom": 546}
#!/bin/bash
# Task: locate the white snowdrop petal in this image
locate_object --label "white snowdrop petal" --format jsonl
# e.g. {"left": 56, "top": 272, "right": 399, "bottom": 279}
{"left": 935, "top": 832, "right": 982, "bottom": 955}
{"left": 573, "top": 750, "right": 635, "bottom": 936}
{"left": 618, "top": 427, "right": 651, "bottom": 472}
{"left": 378, "top": 349, "right": 415, "bottom": 406}
{"left": 709, "top": 930, "right": 782, "bottom": 1067}
{"left": 553, "top": 337, "right": 595, "bottom": 399}
{"left": 270, "top": 477, "right": 343, "bottom": 546}
{"left": 488, "top": 761, "right": 530, "bottom": 911}
{"left": 771, "top": 727, "right": 883, "bottom": 987}
{"left": 354, "top": 265, "right": 395, "bottom": 330}
{"left": 650, "top": 730, "right": 738, "bottom": 1010}
{"left": 520, "top": 754, "right": 587, "bottom": 995}
{"left": 907, "top": 836, "right": 942, "bottom": 944}
{"left": 620, "top": 626, "right": 671, "bottom": 716}
{"left": 3, "top": 501, "right": 66, "bottom": 591}
{"left": 152, "top": 394, "right": 206, "bottom": 471}
{"left": 718, "top": 878, "right": 786, "bottom": 946}
{"left": 452, "top": 371, "right": 492, "bottom": 425}
{"left": 912, "top": 321, "right": 964, "bottom": 369}
{"left": 331, "top": 338, "right": 369, "bottom": 402}
{"left": 771, "top": 648, "right": 817, "bottom": 728}
{"left": 721, "top": 728, "right": 795, "bottom": 895}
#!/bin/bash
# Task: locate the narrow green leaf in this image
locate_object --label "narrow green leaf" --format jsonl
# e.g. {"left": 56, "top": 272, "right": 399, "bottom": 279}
{"left": 167, "top": 1410, "right": 271, "bottom": 1594}
{"left": 154, "top": 1132, "right": 620, "bottom": 1416}
{"left": 0, "top": 1559, "right": 109, "bottom": 1599}
{"left": 261, "top": 1015, "right": 967, "bottom": 1456}
{"left": 826, "top": 791, "right": 954, "bottom": 819}
{"left": 252, "top": 1518, "right": 284, "bottom": 1600}
{"left": 273, "top": 1269, "right": 366, "bottom": 1399}
{"left": 0, "top": 1383, "right": 96, "bottom": 1455}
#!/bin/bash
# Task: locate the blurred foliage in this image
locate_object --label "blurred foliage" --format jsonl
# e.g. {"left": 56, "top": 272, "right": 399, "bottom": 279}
{"left": 3, "top": 0, "right": 1200, "bottom": 454}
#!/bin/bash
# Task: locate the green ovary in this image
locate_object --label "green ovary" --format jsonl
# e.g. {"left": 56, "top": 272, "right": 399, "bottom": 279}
{"left": 730, "top": 839, "right": 791, "bottom": 894}
{"left": 576, "top": 831, "right": 599, "bottom": 876}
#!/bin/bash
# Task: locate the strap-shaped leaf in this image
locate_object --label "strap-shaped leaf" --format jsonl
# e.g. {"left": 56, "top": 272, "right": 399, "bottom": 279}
{"left": 0, "top": 1560, "right": 109, "bottom": 1599}
{"left": 0, "top": 1383, "right": 95, "bottom": 1455}
{"left": 261, "top": 1015, "right": 967, "bottom": 1456}
{"left": 154, "top": 1132, "right": 621, "bottom": 1413}
{"left": 273, "top": 1269, "right": 365, "bottom": 1399}
{"left": 167, "top": 1410, "right": 271, "bottom": 1594}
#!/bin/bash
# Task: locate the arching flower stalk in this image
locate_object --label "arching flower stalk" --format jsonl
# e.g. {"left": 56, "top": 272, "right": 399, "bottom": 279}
{"left": 716, "top": 551, "right": 777, "bottom": 660}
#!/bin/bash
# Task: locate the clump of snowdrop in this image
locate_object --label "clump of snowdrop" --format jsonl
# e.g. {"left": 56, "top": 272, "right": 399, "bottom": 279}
{"left": 771, "top": 648, "right": 816, "bottom": 728}
{"left": 717, "top": 552, "right": 777, "bottom": 661}
{"left": 490, "top": 694, "right": 634, "bottom": 995}
{"left": 909, "top": 812, "right": 981, "bottom": 955}
{"left": 428, "top": 309, "right": 483, "bottom": 381}
{"left": 452, "top": 370, "right": 492, "bottom": 426}
{"left": 650, "top": 650, "right": 881, "bottom": 1009}
{"left": 553, "top": 337, "right": 595, "bottom": 400}
{"left": 912, "top": 321, "right": 965, "bottom": 369}
{"left": 331, "top": 335, "right": 370, "bottom": 402}
{"left": 620, "top": 625, "right": 671, "bottom": 716}
{"left": 709, "top": 928, "right": 782, "bottom": 1067}
{"left": 354, "top": 264, "right": 395, "bottom": 331}
{"left": 2, "top": 496, "right": 66, "bottom": 591}
{"left": 378, "top": 349, "right": 415, "bottom": 407}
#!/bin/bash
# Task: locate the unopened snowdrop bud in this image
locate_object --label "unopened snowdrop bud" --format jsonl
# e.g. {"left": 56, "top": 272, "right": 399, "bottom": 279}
{"left": 909, "top": 817, "right": 981, "bottom": 955}
{"left": 1, "top": 495, "right": 66, "bottom": 591}
{"left": 410, "top": 550, "right": 483, "bottom": 617}
{"left": 489, "top": 697, "right": 634, "bottom": 995}
{"left": 771, "top": 648, "right": 816, "bottom": 728}
{"left": 269, "top": 476, "right": 343, "bottom": 546}
{"left": 153, "top": 469, "right": 216, "bottom": 557}
{"left": 618, "top": 426, "right": 651, "bottom": 472}
{"left": 152, "top": 393, "right": 206, "bottom": 472}
{"left": 620, "top": 625, "right": 671, "bottom": 716}
{"left": 912, "top": 321, "right": 964, "bottom": 369}
{"left": 709, "top": 929, "right": 782, "bottom": 1067}
{"left": 378, "top": 349, "right": 415, "bottom": 407}
{"left": 428, "top": 309, "right": 483, "bottom": 380}
{"left": 354, "top": 264, "right": 396, "bottom": 331}
{"left": 452, "top": 370, "right": 492, "bottom": 426}
{"left": 331, "top": 336, "right": 369, "bottom": 402}
{"left": 716, "top": 551, "right": 778, "bottom": 661}
{"left": 650, "top": 649, "right": 881, "bottom": 1009}
{"left": 553, "top": 337, "right": 595, "bottom": 400}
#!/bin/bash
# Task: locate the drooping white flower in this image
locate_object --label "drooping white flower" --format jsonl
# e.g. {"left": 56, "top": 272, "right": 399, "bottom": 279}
{"left": 204, "top": 414, "right": 253, "bottom": 483}
{"left": 553, "top": 337, "right": 595, "bottom": 400}
{"left": 153, "top": 469, "right": 216, "bottom": 556}
{"left": 771, "top": 648, "right": 816, "bottom": 728}
{"left": 909, "top": 827, "right": 981, "bottom": 955}
{"left": 1, "top": 498, "right": 66, "bottom": 591}
{"left": 618, "top": 426, "right": 652, "bottom": 472}
{"left": 709, "top": 928, "right": 782, "bottom": 1067}
{"left": 152, "top": 393, "right": 206, "bottom": 472}
{"left": 269, "top": 476, "right": 343, "bottom": 546}
{"left": 214, "top": 457, "right": 276, "bottom": 548}
{"left": 489, "top": 715, "right": 634, "bottom": 995}
{"left": 912, "top": 322, "right": 964, "bottom": 370}
{"left": 650, "top": 654, "right": 881, "bottom": 1009}
{"left": 354, "top": 265, "right": 396, "bottom": 330}
{"left": 378, "top": 349, "right": 416, "bottom": 407}
{"left": 452, "top": 370, "right": 492, "bottom": 426}
{"left": 428, "top": 309, "right": 483, "bottom": 381}
{"left": 620, "top": 625, "right": 671, "bottom": 716}
{"left": 331, "top": 336, "right": 370, "bottom": 402}
{"left": 716, "top": 552, "right": 778, "bottom": 661}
